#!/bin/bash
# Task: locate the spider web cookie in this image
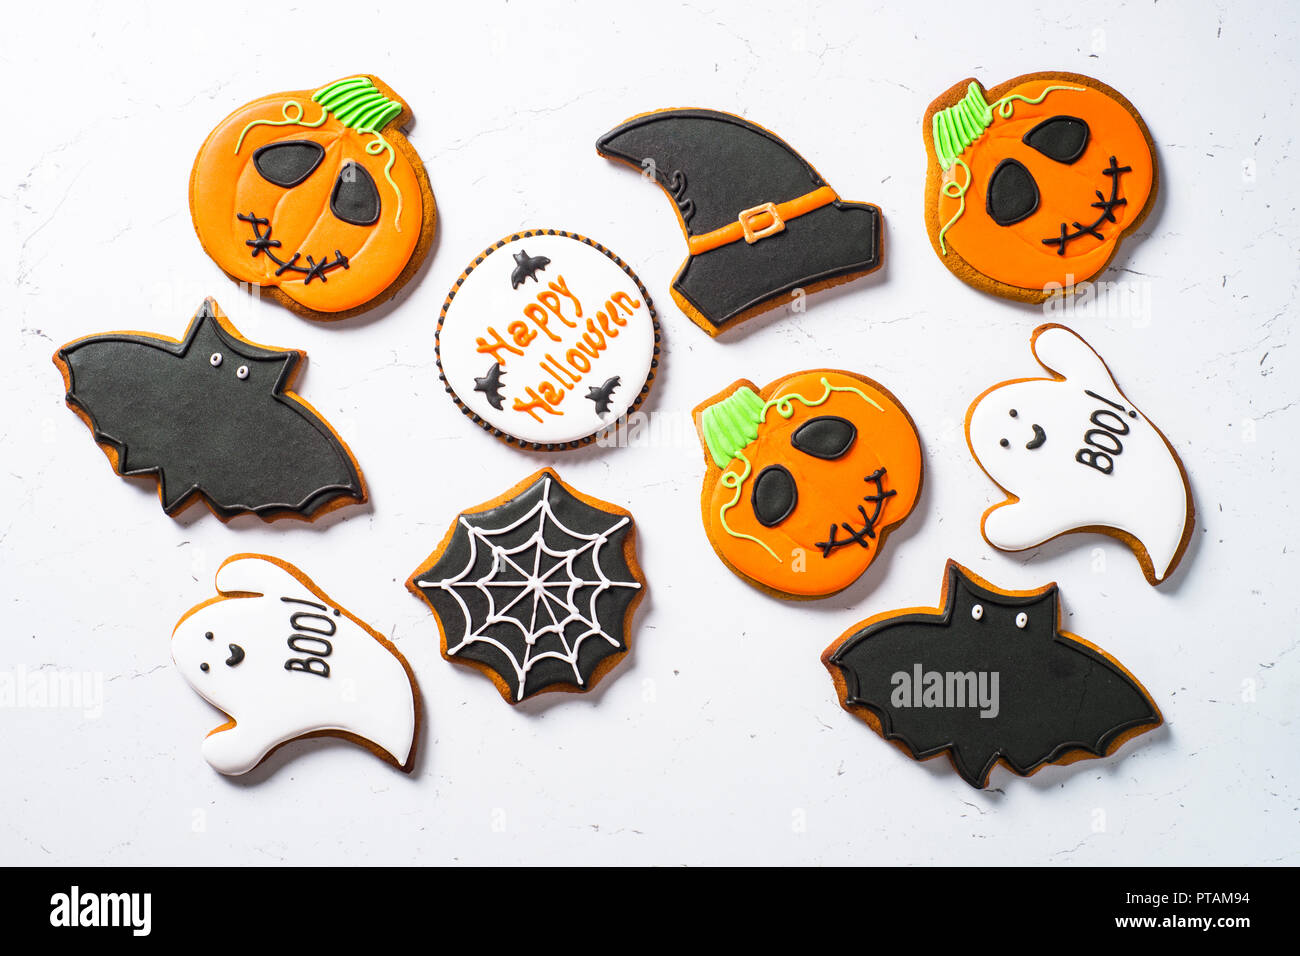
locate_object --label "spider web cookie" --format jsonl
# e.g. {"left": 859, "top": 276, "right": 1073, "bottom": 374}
{"left": 407, "top": 469, "right": 645, "bottom": 703}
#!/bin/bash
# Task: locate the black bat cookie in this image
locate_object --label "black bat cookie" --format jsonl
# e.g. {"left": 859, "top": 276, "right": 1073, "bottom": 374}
{"left": 509, "top": 249, "right": 551, "bottom": 288}
{"left": 822, "top": 560, "right": 1161, "bottom": 788}
{"left": 53, "top": 298, "right": 366, "bottom": 521}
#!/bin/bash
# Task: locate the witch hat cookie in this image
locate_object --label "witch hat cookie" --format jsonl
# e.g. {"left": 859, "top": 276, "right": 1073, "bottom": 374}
{"left": 597, "top": 109, "right": 881, "bottom": 336}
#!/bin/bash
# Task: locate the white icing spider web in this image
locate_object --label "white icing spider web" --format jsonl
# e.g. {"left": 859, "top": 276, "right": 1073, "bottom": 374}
{"left": 416, "top": 476, "right": 641, "bottom": 701}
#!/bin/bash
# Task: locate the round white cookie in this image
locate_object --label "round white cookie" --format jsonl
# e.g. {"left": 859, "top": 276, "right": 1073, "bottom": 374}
{"left": 437, "top": 231, "right": 659, "bottom": 448}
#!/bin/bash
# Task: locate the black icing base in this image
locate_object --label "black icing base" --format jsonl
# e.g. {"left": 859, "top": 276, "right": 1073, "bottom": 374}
{"left": 826, "top": 561, "right": 1160, "bottom": 788}
{"left": 55, "top": 299, "right": 365, "bottom": 520}
{"left": 410, "top": 471, "right": 642, "bottom": 702}
{"left": 597, "top": 108, "right": 881, "bottom": 330}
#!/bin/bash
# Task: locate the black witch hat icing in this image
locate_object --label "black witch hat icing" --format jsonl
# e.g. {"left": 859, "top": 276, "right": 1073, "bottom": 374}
{"left": 596, "top": 108, "right": 881, "bottom": 336}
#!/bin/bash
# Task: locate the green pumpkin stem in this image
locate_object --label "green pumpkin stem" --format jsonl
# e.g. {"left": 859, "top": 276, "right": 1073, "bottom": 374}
{"left": 312, "top": 77, "right": 403, "bottom": 134}
{"left": 701, "top": 386, "right": 765, "bottom": 469}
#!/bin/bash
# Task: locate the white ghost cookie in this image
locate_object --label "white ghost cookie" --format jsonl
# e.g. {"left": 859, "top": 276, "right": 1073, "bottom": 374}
{"left": 172, "top": 554, "right": 419, "bottom": 774}
{"left": 966, "top": 324, "right": 1193, "bottom": 586}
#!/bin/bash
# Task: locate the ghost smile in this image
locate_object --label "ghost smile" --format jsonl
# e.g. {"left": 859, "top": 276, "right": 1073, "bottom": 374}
{"left": 1026, "top": 424, "right": 1047, "bottom": 449}
{"left": 225, "top": 643, "right": 245, "bottom": 667}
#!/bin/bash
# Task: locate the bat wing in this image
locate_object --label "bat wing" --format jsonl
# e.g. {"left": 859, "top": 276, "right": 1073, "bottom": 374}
{"left": 830, "top": 596, "right": 1160, "bottom": 788}
{"left": 830, "top": 614, "right": 1006, "bottom": 786}
{"left": 56, "top": 307, "right": 364, "bottom": 520}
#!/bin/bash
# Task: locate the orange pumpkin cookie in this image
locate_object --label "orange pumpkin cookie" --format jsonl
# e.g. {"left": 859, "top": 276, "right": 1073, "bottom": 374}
{"left": 923, "top": 72, "right": 1157, "bottom": 302}
{"left": 190, "top": 75, "right": 437, "bottom": 320}
{"left": 694, "top": 370, "right": 923, "bottom": 599}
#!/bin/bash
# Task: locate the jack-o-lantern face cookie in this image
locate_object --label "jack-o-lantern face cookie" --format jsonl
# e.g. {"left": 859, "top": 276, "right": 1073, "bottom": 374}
{"left": 190, "top": 75, "right": 437, "bottom": 319}
{"left": 694, "top": 370, "right": 923, "bottom": 599}
{"left": 923, "top": 72, "right": 1157, "bottom": 301}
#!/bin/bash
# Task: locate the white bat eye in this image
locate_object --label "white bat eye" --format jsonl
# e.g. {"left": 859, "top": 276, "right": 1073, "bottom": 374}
{"left": 1016, "top": 612, "right": 1028, "bottom": 629}
{"left": 209, "top": 352, "right": 223, "bottom": 367}
{"left": 236, "top": 365, "right": 249, "bottom": 380}
{"left": 971, "top": 604, "right": 984, "bottom": 621}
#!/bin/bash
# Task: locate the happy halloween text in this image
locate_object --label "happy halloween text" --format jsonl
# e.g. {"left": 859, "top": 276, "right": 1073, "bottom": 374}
{"left": 474, "top": 275, "right": 642, "bottom": 422}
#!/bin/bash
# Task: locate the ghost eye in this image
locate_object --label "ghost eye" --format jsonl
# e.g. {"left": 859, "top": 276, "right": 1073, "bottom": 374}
{"left": 790, "top": 416, "right": 857, "bottom": 460}
{"left": 751, "top": 465, "right": 798, "bottom": 527}
{"left": 971, "top": 604, "right": 984, "bottom": 621}
{"left": 986, "top": 158, "right": 1040, "bottom": 226}
{"left": 1015, "top": 612, "right": 1028, "bottom": 629}
{"left": 330, "top": 161, "right": 381, "bottom": 226}
{"left": 1022, "top": 115, "right": 1090, "bottom": 164}
{"left": 252, "top": 140, "right": 326, "bottom": 188}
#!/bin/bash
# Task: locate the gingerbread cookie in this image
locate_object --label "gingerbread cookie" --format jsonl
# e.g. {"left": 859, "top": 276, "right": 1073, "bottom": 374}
{"left": 190, "top": 75, "right": 437, "bottom": 319}
{"left": 596, "top": 108, "right": 881, "bottom": 336}
{"left": 173, "top": 554, "right": 419, "bottom": 775}
{"left": 694, "top": 370, "right": 922, "bottom": 599}
{"left": 406, "top": 469, "right": 645, "bottom": 703}
{"left": 966, "top": 324, "right": 1193, "bottom": 585}
{"left": 823, "top": 560, "right": 1162, "bottom": 789}
{"left": 923, "top": 72, "right": 1157, "bottom": 301}
{"left": 53, "top": 298, "right": 366, "bottom": 522}
{"left": 436, "top": 230, "right": 659, "bottom": 449}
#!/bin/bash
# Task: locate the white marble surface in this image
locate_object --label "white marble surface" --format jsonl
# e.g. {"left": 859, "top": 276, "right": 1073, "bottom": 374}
{"left": 1, "top": 0, "right": 1296, "bottom": 865}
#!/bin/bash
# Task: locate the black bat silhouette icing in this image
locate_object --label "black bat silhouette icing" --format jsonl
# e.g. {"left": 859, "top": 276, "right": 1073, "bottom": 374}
{"left": 822, "top": 560, "right": 1161, "bottom": 788}
{"left": 474, "top": 361, "right": 506, "bottom": 410}
{"left": 585, "top": 375, "right": 621, "bottom": 415}
{"left": 509, "top": 249, "right": 551, "bottom": 288}
{"left": 53, "top": 298, "right": 366, "bottom": 521}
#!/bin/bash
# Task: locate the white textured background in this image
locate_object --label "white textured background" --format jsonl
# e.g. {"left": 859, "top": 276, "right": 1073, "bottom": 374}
{"left": 2, "top": 0, "right": 1296, "bottom": 866}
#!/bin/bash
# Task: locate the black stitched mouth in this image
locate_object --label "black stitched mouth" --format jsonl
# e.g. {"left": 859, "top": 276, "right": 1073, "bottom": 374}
{"left": 814, "top": 468, "right": 898, "bottom": 558}
{"left": 1026, "top": 424, "right": 1047, "bottom": 449}
{"left": 1040, "top": 156, "right": 1130, "bottom": 256}
{"left": 225, "top": 644, "right": 245, "bottom": 667}
{"left": 237, "top": 212, "right": 350, "bottom": 284}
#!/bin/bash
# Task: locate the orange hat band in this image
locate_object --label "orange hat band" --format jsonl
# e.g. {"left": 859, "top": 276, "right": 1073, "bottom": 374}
{"left": 687, "top": 185, "right": 838, "bottom": 256}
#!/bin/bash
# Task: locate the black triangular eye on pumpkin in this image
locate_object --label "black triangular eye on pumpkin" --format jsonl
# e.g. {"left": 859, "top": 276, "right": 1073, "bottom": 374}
{"left": 330, "top": 161, "right": 381, "bottom": 226}
{"left": 986, "top": 158, "right": 1040, "bottom": 226}
{"left": 1022, "top": 115, "right": 1090, "bottom": 164}
{"left": 252, "top": 140, "right": 326, "bottom": 188}
{"left": 752, "top": 465, "right": 798, "bottom": 527}
{"left": 791, "top": 415, "right": 857, "bottom": 459}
